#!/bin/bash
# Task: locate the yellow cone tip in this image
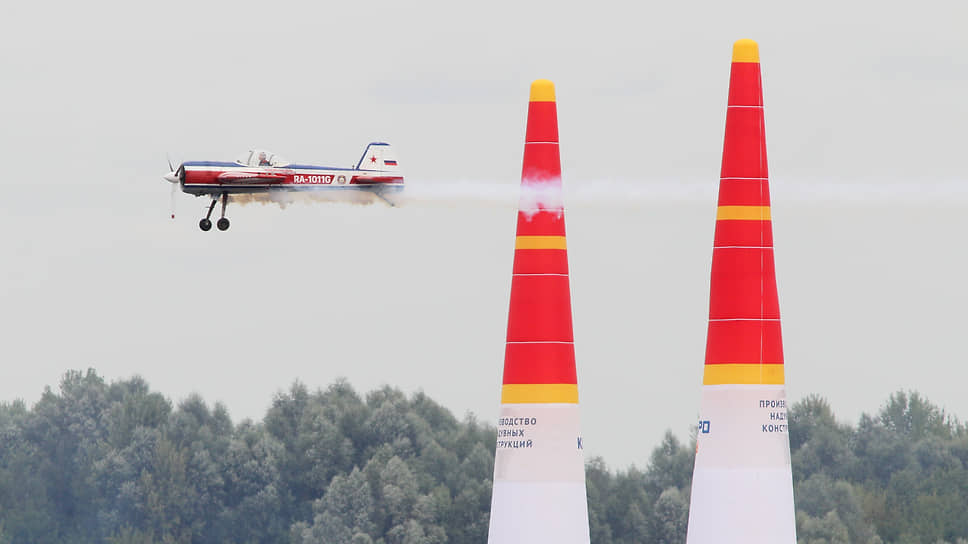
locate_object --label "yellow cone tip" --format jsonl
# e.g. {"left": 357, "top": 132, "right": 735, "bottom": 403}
{"left": 530, "top": 79, "right": 556, "bottom": 102}
{"left": 732, "top": 39, "right": 759, "bottom": 63}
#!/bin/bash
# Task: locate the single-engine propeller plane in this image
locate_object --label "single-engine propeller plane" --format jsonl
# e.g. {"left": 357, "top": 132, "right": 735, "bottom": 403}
{"left": 164, "top": 142, "right": 403, "bottom": 231}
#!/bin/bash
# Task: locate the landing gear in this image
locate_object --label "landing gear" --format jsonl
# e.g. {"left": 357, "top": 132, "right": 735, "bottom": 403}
{"left": 218, "top": 192, "right": 229, "bottom": 230}
{"left": 199, "top": 192, "right": 231, "bottom": 231}
{"left": 374, "top": 190, "right": 397, "bottom": 207}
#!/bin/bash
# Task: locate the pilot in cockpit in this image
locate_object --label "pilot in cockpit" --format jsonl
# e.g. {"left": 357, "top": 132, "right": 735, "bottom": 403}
{"left": 258, "top": 152, "right": 271, "bottom": 167}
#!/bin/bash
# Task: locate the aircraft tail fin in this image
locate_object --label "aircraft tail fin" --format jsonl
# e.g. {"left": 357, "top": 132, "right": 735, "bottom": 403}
{"left": 356, "top": 142, "right": 400, "bottom": 172}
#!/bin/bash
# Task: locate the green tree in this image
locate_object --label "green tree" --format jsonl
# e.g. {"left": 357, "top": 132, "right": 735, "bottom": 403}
{"left": 643, "top": 431, "right": 694, "bottom": 496}
{"left": 879, "top": 391, "right": 957, "bottom": 441}
{"left": 794, "top": 474, "right": 880, "bottom": 543}
{"left": 10, "top": 372, "right": 968, "bottom": 544}
{"left": 789, "top": 396, "right": 855, "bottom": 482}
{"left": 797, "top": 510, "right": 850, "bottom": 544}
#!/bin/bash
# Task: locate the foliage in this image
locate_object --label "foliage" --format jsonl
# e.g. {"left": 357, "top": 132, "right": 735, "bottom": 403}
{"left": 1, "top": 370, "right": 966, "bottom": 543}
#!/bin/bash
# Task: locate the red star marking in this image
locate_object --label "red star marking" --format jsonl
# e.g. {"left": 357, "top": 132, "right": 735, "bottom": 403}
{"left": 370, "top": 156, "right": 377, "bottom": 163}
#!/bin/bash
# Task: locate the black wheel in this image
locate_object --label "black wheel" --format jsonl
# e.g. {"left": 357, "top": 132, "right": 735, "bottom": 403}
{"left": 217, "top": 218, "right": 230, "bottom": 231}
{"left": 199, "top": 218, "right": 212, "bottom": 231}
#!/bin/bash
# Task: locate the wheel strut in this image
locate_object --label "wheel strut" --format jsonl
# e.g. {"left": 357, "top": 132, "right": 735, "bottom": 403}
{"left": 220, "top": 192, "right": 228, "bottom": 219}
{"left": 205, "top": 198, "right": 218, "bottom": 220}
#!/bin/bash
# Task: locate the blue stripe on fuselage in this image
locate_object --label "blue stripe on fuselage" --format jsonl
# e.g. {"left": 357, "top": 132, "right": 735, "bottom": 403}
{"left": 182, "top": 161, "right": 239, "bottom": 167}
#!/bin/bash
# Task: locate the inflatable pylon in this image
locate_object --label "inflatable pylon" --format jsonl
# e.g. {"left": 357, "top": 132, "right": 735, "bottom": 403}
{"left": 685, "top": 40, "right": 797, "bottom": 544}
{"left": 487, "top": 79, "right": 590, "bottom": 544}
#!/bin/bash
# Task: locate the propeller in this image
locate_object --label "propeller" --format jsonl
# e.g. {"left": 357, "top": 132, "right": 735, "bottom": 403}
{"left": 170, "top": 182, "right": 176, "bottom": 220}
{"left": 164, "top": 154, "right": 180, "bottom": 220}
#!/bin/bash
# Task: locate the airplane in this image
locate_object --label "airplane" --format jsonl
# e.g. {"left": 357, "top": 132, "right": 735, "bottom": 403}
{"left": 164, "top": 142, "right": 403, "bottom": 231}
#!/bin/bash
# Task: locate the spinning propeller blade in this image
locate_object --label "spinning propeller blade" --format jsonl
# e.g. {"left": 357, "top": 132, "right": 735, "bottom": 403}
{"left": 166, "top": 155, "right": 178, "bottom": 220}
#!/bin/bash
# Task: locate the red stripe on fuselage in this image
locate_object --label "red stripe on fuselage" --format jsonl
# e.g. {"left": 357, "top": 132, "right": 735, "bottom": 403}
{"left": 349, "top": 176, "right": 404, "bottom": 185}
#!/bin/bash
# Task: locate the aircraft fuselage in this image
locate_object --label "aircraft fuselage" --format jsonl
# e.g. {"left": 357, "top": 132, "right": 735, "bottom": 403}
{"left": 178, "top": 162, "right": 404, "bottom": 196}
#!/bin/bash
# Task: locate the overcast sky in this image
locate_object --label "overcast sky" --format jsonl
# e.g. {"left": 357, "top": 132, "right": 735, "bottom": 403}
{"left": 2, "top": 0, "right": 967, "bottom": 469}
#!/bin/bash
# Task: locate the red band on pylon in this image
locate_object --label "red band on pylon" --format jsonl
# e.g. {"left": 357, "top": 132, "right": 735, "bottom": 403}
{"left": 515, "top": 211, "right": 567, "bottom": 236}
{"left": 727, "top": 63, "right": 763, "bottom": 107}
{"left": 708, "top": 248, "right": 780, "bottom": 320}
{"left": 713, "top": 220, "right": 774, "bottom": 247}
{"left": 512, "top": 250, "right": 569, "bottom": 275}
{"left": 525, "top": 102, "right": 559, "bottom": 143}
{"left": 521, "top": 144, "right": 562, "bottom": 185}
{"left": 504, "top": 343, "right": 578, "bottom": 384}
{"left": 705, "top": 320, "right": 784, "bottom": 364}
{"left": 721, "top": 109, "right": 768, "bottom": 179}
{"left": 717, "top": 179, "right": 772, "bottom": 207}
{"left": 506, "top": 275, "right": 574, "bottom": 342}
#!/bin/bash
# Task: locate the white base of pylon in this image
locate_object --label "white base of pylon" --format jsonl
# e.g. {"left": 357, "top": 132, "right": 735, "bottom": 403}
{"left": 487, "top": 403, "right": 589, "bottom": 544}
{"left": 687, "top": 468, "right": 796, "bottom": 543}
{"left": 686, "top": 385, "right": 796, "bottom": 544}
{"left": 488, "top": 482, "right": 590, "bottom": 543}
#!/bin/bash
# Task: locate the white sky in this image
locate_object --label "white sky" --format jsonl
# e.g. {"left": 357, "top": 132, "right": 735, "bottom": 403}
{"left": 2, "top": 0, "right": 967, "bottom": 469}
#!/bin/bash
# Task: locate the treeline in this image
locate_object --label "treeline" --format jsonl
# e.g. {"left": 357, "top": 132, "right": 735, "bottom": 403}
{"left": 1, "top": 370, "right": 967, "bottom": 544}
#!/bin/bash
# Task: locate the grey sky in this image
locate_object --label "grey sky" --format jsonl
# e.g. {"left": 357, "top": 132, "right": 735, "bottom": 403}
{"left": 2, "top": 0, "right": 967, "bottom": 469}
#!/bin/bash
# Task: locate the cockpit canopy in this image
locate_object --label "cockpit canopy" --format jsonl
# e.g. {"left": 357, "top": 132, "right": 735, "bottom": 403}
{"left": 235, "top": 149, "right": 289, "bottom": 167}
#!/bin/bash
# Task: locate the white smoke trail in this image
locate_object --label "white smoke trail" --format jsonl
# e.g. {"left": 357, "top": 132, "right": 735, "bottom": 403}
{"left": 230, "top": 188, "right": 382, "bottom": 208}
{"left": 397, "top": 179, "right": 569, "bottom": 217}
{"left": 771, "top": 179, "right": 968, "bottom": 203}
{"left": 223, "top": 178, "right": 968, "bottom": 210}
{"left": 394, "top": 179, "right": 520, "bottom": 208}
{"left": 401, "top": 178, "right": 968, "bottom": 206}
{"left": 397, "top": 178, "right": 715, "bottom": 210}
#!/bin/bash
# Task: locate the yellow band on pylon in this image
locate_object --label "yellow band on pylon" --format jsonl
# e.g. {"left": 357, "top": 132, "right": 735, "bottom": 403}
{"left": 515, "top": 235, "right": 567, "bottom": 250}
{"left": 502, "top": 384, "right": 579, "bottom": 403}
{"left": 716, "top": 206, "right": 771, "bottom": 221}
{"left": 732, "top": 39, "right": 760, "bottom": 63}
{"left": 703, "top": 364, "right": 784, "bottom": 385}
{"left": 529, "top": 79, "right": 556, "bottom": 102}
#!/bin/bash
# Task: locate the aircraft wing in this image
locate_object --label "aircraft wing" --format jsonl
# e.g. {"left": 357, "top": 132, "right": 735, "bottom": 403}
{"left": 217, "top": 171, "right": 287, "bottom": 183}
